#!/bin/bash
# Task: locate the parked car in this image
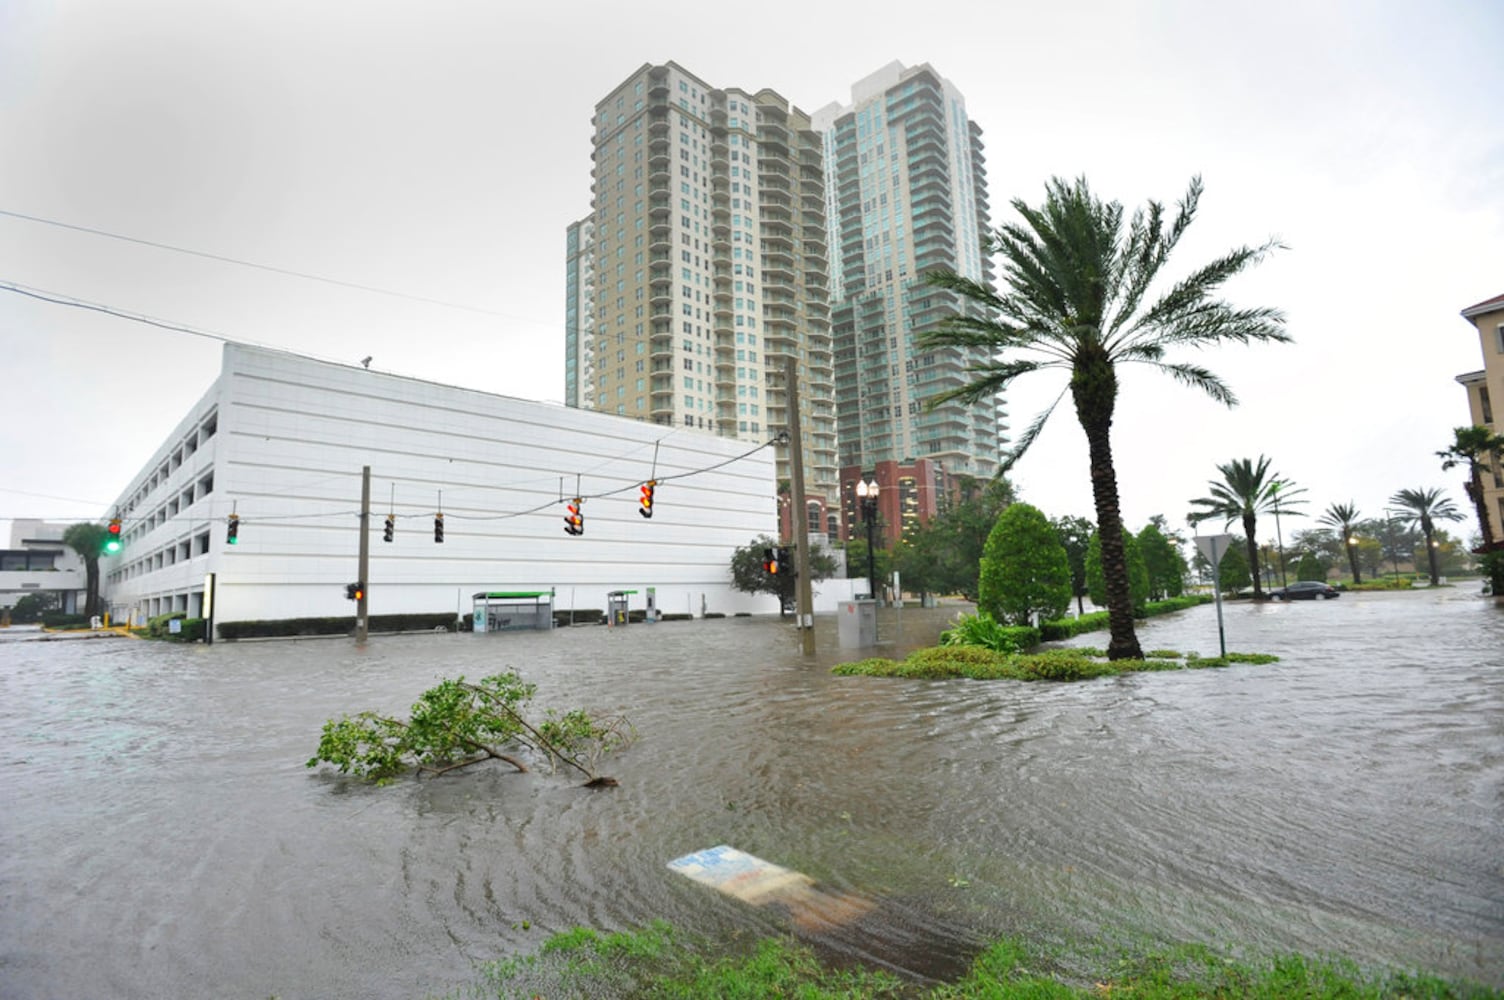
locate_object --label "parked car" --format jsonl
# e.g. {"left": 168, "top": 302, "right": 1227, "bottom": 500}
{"left": 1270, "top": 581, "right": 1340, "bottom": 600}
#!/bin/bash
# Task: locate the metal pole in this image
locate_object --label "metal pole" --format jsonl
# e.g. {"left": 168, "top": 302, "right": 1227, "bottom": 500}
{"left": 1210, "top": 536, "right": 1227, "bottom": 657}
{"left": 864, "top": 498, "right": 877, "bottom": 603}
{"left": 783, "top": 357, "right": 815, "bottom": 655}
{"left": 1272, "top": 490, "right": 1287, "bottom": 588}
{"left": 357, "top": 465, "right": 370, "bottom": 644}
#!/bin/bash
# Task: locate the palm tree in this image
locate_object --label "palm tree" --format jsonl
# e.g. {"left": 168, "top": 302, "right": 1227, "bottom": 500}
{"left": 1187, "top": 457, "right": 1306, "bottom": 600}
{"left": 62, "top": 522, "right": 108, "bottom": 619}
{"left": 1319, "top": 501, "right": 1363, "bottom": 584}
{"left": 1388, "top": 488, "right": 1464, "bottom": 585}
{"left": 1437, "top": 425, "right": 1504, "bottom": 551}
{"left": 922, "top": 176, "right": 1286, "bottom": 659}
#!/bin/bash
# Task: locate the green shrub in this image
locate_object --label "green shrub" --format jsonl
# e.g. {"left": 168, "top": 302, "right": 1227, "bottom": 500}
{"left": 940, "top": 611, "right": 1039, "bottom": 653}
{"left": 978, "top": 502, "right": 1071, "bottom": 626}
{"left": 1039, "top": 612, "right": 1109, "bottom": 640}
{"left": 41, "top": 612, "right": 91, "bottom": 629}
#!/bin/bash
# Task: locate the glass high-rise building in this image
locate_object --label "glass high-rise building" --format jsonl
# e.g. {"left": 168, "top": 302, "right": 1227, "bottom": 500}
{"left": 566, "top": 62, "right": 838, "bottom": 507}
{"left": 813, "top": 62, "right": 1004, "bottom": 538}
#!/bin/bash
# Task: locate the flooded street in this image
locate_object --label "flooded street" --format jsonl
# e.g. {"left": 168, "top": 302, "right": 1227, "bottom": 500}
{"left": 2, "top": 589, "right": 1501, "bottom": 998}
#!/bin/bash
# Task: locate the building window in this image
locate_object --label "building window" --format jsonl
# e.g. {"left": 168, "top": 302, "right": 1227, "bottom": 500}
{"left": 1496, "top": 323, "right": 1504, "bottom": 353}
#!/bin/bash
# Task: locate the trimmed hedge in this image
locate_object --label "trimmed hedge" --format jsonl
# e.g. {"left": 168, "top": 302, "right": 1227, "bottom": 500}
{"left": 1038, "top": 593, "right": 1215, "bottom": 640}
{"left": 217, "top": 612, "right": 458, "bottom": 640}
{"left": 145, "top": 612, "right": 206, "bottom": 641}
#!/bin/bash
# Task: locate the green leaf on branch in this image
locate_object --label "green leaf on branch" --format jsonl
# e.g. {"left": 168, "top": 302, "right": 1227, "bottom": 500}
{"left": 305, "top": 670, "right": 635, "bottom": 785}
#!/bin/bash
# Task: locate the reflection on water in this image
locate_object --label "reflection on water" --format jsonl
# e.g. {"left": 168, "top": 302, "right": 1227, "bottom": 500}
{"left": 1, "top": 590, "right": 1501, "bottom": 999}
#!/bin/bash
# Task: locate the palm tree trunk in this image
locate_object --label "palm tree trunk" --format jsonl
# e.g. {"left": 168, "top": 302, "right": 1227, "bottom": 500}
{"left": 1466, "top": 468, "right": 1494, "bottom": 549}
{"left": 1242, "top": 511, "right": 1263, "bottom": 599}
{"left": 84, "top": 559, "right": 101, "bottom": 619}
{"left": 1344, "top": 531, "right": 1362, "bottom": 584}
{"left": 1424, "top": 528, "right": 1440, "bottom": 585}
{"left": 1072, "top": 353, "right": 1142, "bottom": 661}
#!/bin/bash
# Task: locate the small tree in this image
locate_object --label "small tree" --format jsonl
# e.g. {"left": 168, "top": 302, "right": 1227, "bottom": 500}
{"left": 978, "top": 503, "right": 1072, "bottom": 626}
{"left": 1295, "top": 551, "right": 1327, "bottom": 582}
{"left": 1137, "top": 522, "right": 1186, "bottom": 600}
{"left": 62, "top": 522, "right": 108, "bottom": 618}
{"left": 1086, "top": 531, "right": 1149, "bottom": 613}
{"left": 1050, "top": 515, "right": 1095, "bottom": 615}
{"left": 1218, "top": 541, "right": 1252, "bottom": 593}
{"left": 729, "top": 535, "right": 838, "bottom": 614}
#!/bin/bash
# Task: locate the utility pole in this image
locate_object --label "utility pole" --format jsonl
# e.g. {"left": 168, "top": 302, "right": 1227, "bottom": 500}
{"left": 784, "top": 357, "right": 815, "bottom": 655}
{"left": 357, "top": 465, "right": 370, "bottom": 643}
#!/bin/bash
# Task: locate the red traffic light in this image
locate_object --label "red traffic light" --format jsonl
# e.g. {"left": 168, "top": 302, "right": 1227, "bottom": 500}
{"left": 103, "top": 518, "right": 123, "bottom": 554}
{"left": 639, "top": 480, "right": 656, "bottom": 519}
{"left": 563, "top": 498, "right": 584, "bottom": 536}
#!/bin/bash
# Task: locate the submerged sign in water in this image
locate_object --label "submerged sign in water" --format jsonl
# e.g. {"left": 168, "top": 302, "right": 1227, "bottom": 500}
{"left": 667, "top": 845, "right": 876, "bottom": 931}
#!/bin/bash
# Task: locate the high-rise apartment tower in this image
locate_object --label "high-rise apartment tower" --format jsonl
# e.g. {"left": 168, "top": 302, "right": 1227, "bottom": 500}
{"left": 814, "top": 62, "right": 1004, "bottom": 541}
{"left": 566, "top": 62, "right": 838, "bottom": 507}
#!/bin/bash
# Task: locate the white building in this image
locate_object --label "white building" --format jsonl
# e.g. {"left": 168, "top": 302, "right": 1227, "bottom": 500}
{"left": 102, "top": 344, "right": 782, "bottom": 631}
{"left": 2, "top": 520, "right": 87, "bottom": 617}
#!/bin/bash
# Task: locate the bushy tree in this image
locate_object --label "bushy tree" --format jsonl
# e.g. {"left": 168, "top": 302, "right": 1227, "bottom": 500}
{"left": 1050, "top": 515, "right": 1095, "bottom": 615}
{"left": 890, "top": 477, "right": 1016, "bottom": 600}
{"left": 729, "top": 535, "right": 838, "bottom": 614}
{"left": 1086, "top": 531, "right": 1149, "bottom": 613}
{"left": 9, "top": 592, "right": 59, "bottom": 623}
{"left": 1295, "top": 551, "right": 1327, "bottom": 582}
{"left": 1218, "top": 540, "right": 1252, "bottom": 592}
{"left": 1136, "top": 522, "right": 1186, "bottom": 600}
{"left": 978, "top": 503, "right": 1072, "bottom": 626}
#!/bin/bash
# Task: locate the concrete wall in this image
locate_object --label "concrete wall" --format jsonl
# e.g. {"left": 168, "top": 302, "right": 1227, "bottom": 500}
{"left": 104, "top": 344, "right": 780, "bottom": 628}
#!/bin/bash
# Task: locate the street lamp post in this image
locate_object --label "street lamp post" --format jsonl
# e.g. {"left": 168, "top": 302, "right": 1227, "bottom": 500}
{"left": 1346, "top": 533, "right": 1360, "bottom": 584}
{"left": 1383, "top": 508, "right": 1401, "bottom": 582}
{"left": 856, "top": 478, "right": 880, "bottom": 603}
{"left": 1271, "top": 481, "right": 1288, "bottom": 588}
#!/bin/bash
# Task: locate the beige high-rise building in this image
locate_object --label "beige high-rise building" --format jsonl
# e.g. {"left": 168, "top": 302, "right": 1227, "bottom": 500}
{"left": 1455, "top": 292, "right": 1504, "bottom": 545}
{"left": 566, "top": 62, "right": 838, "bottom": 508}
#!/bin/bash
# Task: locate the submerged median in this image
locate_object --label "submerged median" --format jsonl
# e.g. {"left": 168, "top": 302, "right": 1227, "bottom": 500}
{"left": 834, "top": 597, "right": 1274, "bottom": 681}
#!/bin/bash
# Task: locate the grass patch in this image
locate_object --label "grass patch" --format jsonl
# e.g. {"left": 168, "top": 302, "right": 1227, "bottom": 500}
{"left": 456, "top": 923, "right": 1501, "bottom": 999}
{"left": 834, "top": 645, "right": 1276, "bottom": 682}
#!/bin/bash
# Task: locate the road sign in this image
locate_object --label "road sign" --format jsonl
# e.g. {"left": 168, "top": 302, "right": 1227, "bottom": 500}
{"left": 1195, "top": 533, "right": 1235, "bottom": 567}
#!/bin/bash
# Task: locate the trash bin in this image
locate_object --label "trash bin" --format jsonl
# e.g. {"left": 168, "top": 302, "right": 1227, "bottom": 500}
{"left": 837, "top": 598, "right": 877, "bottom": 648}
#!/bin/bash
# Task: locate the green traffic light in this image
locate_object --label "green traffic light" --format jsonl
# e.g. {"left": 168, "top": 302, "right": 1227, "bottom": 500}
{"left": 104, "top": 539, "right": 121, "bottom": 554}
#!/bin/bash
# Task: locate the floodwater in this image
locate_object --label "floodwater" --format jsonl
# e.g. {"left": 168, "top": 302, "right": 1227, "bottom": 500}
{"left": 1, "top": 589, "right": 1501, "bottom": 998}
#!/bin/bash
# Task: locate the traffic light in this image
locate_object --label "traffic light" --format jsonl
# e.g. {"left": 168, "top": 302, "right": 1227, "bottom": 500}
{"left": 763, "top": 547, "right": 778, "bottom": 574}
{"left": 383, "top": 515, "right": 395, "bottom": 543}
{"left": 433, "top": 513, "right": 444, "bottom": 543}
{"left": 778, "top": 546, "right": 792, "bottom": 574}
{"left": 345, "top": 582, "right": 365, "bottom": 601}
{"left": 226, "top": 513, "right": 240, "bottom": 545}
{"left": 639, "top": 480, "right": 656, "bottom": 519}
{"left": 563, "top": 498, "right": 584, "bottom": 536}
{"left": 103, "top": 518, "right": 123, "bottom": 555}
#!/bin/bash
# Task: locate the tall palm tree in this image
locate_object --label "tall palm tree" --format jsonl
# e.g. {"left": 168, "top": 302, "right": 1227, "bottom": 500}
{"left": 1388, "top": 487, "right": 1464, "bottom": 585}
{"left": 62, "top": 522, "right": 108, "bottom": 619}
{"left": 922, "top": 176, "right": 1287, "bottom": 659}
{"left": 1187, "top": 457, "right": 1306, "bottom": 599}
{"left": 1437, "top": 425, "right": 1504, "bottom": 551}
{"left": 1319, "top": 501, "right": 1363, "bottom": 584}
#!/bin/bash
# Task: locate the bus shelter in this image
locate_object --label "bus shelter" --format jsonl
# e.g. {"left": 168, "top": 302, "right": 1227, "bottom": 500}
{"left": 472, "top": 591, "right": 554, "bottom": 633}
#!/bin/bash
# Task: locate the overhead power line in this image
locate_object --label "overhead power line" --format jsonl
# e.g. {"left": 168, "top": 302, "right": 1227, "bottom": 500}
{"left": 1, "top": 280, "right": 236, "bottom": 343}
{"left": 0, "top": 207, "right": 510, "bottom": 318}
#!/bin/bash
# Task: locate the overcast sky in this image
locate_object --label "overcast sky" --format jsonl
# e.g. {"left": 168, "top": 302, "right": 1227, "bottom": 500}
{"left": 2, "top": 0, "right": 1501, "bottom": 550}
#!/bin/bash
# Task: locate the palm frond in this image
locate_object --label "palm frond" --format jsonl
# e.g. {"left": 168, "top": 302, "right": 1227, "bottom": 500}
{"left": 1120, "top": 357, "right": 1238, "bottom": 407}
{"left": 995, "top": 388, "right": 1068, "bottom": 473}
{"left": 923, "top": 358, "right": 1055, "bottom": 410}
